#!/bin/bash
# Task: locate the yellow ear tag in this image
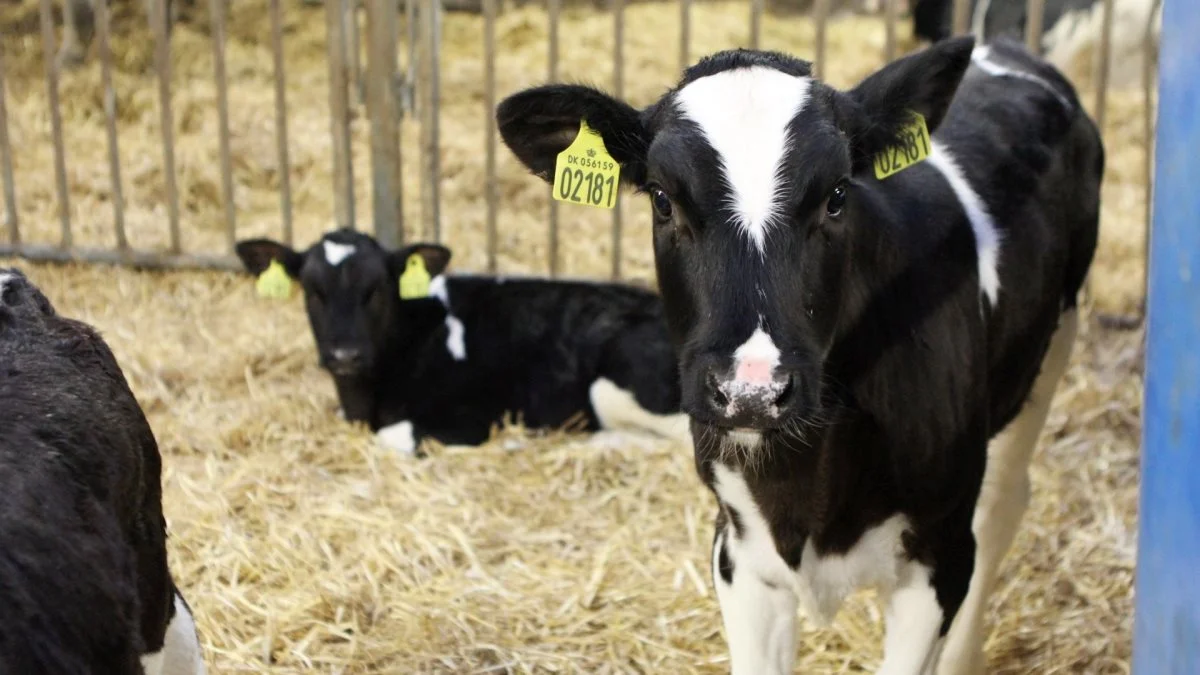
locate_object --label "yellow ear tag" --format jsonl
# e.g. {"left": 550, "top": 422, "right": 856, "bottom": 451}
{"left": 398, "top": 254, "right": 432, "bottom": 300}
{"left": 552, "top": 120, "right": 620, "bottom": 209}
{"left": 255, "top": 259, "right": 293, "bottom": 300}
{"left": 873, "top": 111, "right": 932, "bottom": 180}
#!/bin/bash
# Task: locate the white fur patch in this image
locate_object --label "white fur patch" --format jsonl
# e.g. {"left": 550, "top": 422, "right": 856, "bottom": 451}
{"left": 877, "top": 562, "right": 944, "bottom": 675}
{"left": 377, "top": 420, "right": 417, "bottom": 456}
{"left": 720, "top": 324, "right": 787, "bottom": 417}
{"left": 713, "top": 529, "right": 799, "bottom": 675}
{"left": 444, "top": 315, "right": 467, "bottom": 361}
{"left": 675, "top": 68, "right": 812, "bottom": 254}
{"left": 429, "top": 275, "right": 449, "bottom": 306}
{"left": 712, "top": 463, "right": 912, "bottom": 627}
{"left": 141, "top": 593, "right": 205, "bottom": 675}
{"left": 926, "top": 142, "right": 1001, "bottom": 307}
{"left": 971, "top": 46, "right": 1072, "bottom": 110}
{"left": 322, "top": 240, "right": 356, "bottom": 266}
{"left": 589, "top": 377, "right": 692, "bottom": 445}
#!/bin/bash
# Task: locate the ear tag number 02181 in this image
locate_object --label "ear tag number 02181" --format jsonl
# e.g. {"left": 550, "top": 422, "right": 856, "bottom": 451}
{"left": 256, "top": 259, "right": 293, "bottom": 300}
{"left": 399, "top": 253, "right": 432, "bottom": 300}
{"left": 873, "top": 111, "right": 932, "bottom": 181}
{"left": 552, "top": 120, "right": 620, "bottom": 209}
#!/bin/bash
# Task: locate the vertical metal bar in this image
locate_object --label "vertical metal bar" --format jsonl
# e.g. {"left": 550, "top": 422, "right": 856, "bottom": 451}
{"left": 814, "top": 0, "right": 831, "bottom": 79}
{"left": 1093, "top": 0, "right": 1116, "bottom": 130}
{"left": 1024, "top": 0, "right": 1045, "bottom": 55}
{"left": 680, "top": 0, "right": 690, "bottom": 72}
{"left": 484, "top": 0, "right": 498, "bottom": 273}
{"left": 269, "top": 0, "right": 294, "bottom": 246}
{"left": 547, "top": 0, "right": 560, "bottom": 276}
{"left": 612, "top": 0, "right": 624, "bottom": 280}
{"left": 365, "top": 0, "right": 404, "bottom": 248}
{"left": 325, "top": 0, "right": 356, "bottom": 229}
{"left": 39, "top": 0, "right": 72, "bottom": 248}
{"left": 152, "top": 0, "right": 181, "bottom": 252}
{"left": 346, "top": 0, "right": 364, "bottom": 106}
{"left": 952, "top": 0, "right": 970, "bottom": 36}
{"left": 749, "top": 0, "right": 762, "bottom": 50}
{"left": 0, "top": 43, "right": 20, "bottom": 244}
{"left": 210, "top": 0, "right": 237, "bottom": 251}
{"left": 1133, "top": 0, "right": 1200, "bottom": 668}
{"left": 96, "top": 0, "right": 127, "bottom": 249}
{"left": 417, "top": 0, "right": 441, "bottom": 242}
{"left": 884, "top": 0, "right": 897, "bottom": 62}
{"left": 406, "top": 0, "right": 418, "bottom": 116}
{"left": 1142, "top": 0, "right": 1163, "bottom": 309}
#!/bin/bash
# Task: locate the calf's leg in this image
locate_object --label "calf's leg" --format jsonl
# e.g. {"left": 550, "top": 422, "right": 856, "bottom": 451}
{"left": 58, "top": 0, "right": 95, "bottom": 68}
{"left": 936, "top": 307, "right": 1079, "bottom": 675}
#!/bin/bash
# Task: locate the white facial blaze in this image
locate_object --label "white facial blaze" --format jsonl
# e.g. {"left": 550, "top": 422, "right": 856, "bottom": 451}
{"left": 926, "top": 141, "right": 1002, "bottom": 307}
{"left": 322, "top": 240, "right": 356, "bottom": 266}
{"left": 676, "top": 68, "right": 812, "bottom": 254}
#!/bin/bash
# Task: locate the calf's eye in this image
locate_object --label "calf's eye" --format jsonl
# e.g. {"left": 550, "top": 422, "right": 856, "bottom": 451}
{"left": 651, "top": 188, "right": 673, "bottom": 220}
{"left": 826, "top": 182, "right": 848, "bottom": 218}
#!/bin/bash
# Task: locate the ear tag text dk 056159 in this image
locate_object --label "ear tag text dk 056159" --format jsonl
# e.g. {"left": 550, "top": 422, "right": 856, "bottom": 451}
{"left": 552, "top": 120, "right": 620, "bottom": 209}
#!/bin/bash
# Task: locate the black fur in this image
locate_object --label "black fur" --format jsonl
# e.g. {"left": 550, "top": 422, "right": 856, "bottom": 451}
{"left": 497, "top": 34, "right": 1102, "bottom": 648}
{"left": 235, "top": 229, "right": 683, "bottom": 449}
{"left": 910, "top": 0, "right": 1103, "bottom": 46}
{"left": 0, "top": 268, "right": 196, "bottom": 673}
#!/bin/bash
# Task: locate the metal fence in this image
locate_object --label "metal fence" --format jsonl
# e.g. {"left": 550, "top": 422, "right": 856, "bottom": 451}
{"left": 0, "top": 0, "right": 1164, "bottom": 303}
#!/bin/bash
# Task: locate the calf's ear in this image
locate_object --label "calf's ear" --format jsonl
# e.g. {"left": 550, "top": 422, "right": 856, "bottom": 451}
{"left": 496, "top": 84, "right": 651, "bottom": 188}
{"left": 388, "top": 243, "right": 452, "bottom": 279}
{"left": 234, "top": 239, "right": 305, "bottom": 278}
{"left": 840, "top": 35, "right": 974, "bottom": 170}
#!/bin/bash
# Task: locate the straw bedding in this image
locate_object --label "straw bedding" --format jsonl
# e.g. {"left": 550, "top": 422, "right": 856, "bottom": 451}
{"left": 1, "top": 1, "right": 1147, "bottom": 672}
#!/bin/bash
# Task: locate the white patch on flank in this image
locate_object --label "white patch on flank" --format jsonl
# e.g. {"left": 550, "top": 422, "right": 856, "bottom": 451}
{"left": 712, "top": 463, "right": 913, "bottom": 632}
{"left": 926, "top": 141, "right": 1001, "bottom": 307}
{"left": 675, "top": 68, "right": 812, "bottom": 254}
{"left": 0, "top": 271, "right": 13, "bottom": 301}
{"left": 589, "top": 377, "right": 692, "bottom": 446}
{"left": 322, "top": 240, "right": 356, "bottom": 266}
{"left": 141, "top": 594, "right": 206, "bottom": 675}
{"left": 444, "top": 315, "right": 467, "bottom": 361}
{"left": 938, "top": 307, "right": 1079, "bottom": 675}
{"left": 971, "top": 46, "right": 1072, "bottom": 110}
{"left": 428, "top": 274, "right": 449, "bottom": 306}
{"left": 877, "top": 562, "right": 944, "bottom": 675}
{"left": 376, "top": 420, "right": 417, "bottom": 456}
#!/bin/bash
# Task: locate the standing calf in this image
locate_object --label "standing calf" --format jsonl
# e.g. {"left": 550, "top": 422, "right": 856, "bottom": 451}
{"left": 235, "top": 229, "right": 689, "bottom": 455}
{"left": 0, "top": 269, "right": 205, "bottom": 674}
{"left": 498, "top": 35, "right": 1101, "bottom": 674}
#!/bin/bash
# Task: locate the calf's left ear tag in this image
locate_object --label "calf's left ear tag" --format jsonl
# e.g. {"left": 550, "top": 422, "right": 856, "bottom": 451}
{"left": 873, "top": 111, "right": 932, "bottom": 181}
{"left": 399, "top": 254, "right": 431, "bottom": 300}
{"left": 255, "top": 259, "right": 293, "bottom": 300}
{"left": 552, "top": 120, "right": 620, "bottom": 210}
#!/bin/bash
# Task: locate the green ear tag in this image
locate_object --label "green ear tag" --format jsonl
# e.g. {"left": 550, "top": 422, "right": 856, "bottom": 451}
{"left": 399, "top": 254, "right": 432, "bottom": 300}
{"left": 255, "top": 259, "right": 293, "bottom": 299}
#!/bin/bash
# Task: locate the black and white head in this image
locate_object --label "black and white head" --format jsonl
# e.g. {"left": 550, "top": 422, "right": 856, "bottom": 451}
{"left": 235, "top": 228, "right": 451, "bottom": 377}
{"left": 497, "top": 38, "right": 975, "bottom": 449}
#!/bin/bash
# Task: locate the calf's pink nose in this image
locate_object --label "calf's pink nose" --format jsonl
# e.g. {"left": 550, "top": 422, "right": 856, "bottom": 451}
{"left": 735, "top": 358, "right": 773, "bottom": 385}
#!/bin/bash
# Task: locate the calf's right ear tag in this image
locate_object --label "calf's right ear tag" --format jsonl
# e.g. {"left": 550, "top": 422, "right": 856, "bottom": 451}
{"left": 255, "top": 259, "right": 293, "bottom": 300}
{"left": 873, "top": 111, "right": 932, "bottom": 181}
{"left": 552, "top": 120, "right": 620, "bottom": 210}
{"left": 399, "top": 254, "right": 432, "bottom": 300}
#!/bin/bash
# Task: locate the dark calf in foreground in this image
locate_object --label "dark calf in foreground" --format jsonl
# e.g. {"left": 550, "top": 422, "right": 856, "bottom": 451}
{"left": 235, "top": 229, "right": 690, "bottom": 455}
{"left": 0, "top": 269, "right": 205, "bottom": 674}
{"left": 498, "top": 35, "right": 1101, "bottom": 674}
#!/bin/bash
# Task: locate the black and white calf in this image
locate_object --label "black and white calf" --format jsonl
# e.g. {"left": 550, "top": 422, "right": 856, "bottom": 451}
{"left": 235, "top": 229, "right": 690, "bottom": 454}
{"left": 0, "top": 269, "right": 204, "bottom": 674}
{"left": 498, "top": 35, "right": 1101, "bottom": 674}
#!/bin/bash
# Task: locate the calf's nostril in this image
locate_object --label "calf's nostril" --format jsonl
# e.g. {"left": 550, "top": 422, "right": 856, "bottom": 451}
{"left": 773, "top": 374, "right": 794, "bottom": 408}
{"left": 706, "top": 371, "right": 729, "bottom": 408}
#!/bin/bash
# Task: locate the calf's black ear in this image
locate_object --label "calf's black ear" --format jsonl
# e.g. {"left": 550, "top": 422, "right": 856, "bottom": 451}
{"left": 840, "top": 35, "right": 975, "bottom": 170}
{"left": 388, "top": 243, "right": 452, "bottom": 279}
{"left": 234, "top": 239, "right": 305, "bottom": 278}
{"left": 496, "top": 84, "right": 651, "bottom": 188}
